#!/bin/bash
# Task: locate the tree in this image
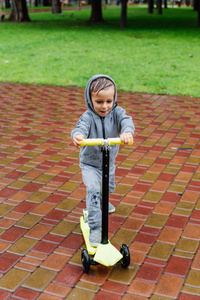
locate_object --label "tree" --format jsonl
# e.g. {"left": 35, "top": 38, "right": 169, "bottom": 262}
{"left": 194, "top": 0, "right": 200, "bottom": 27}
{"left": 90, "top": 0, "right": 103, "bottom": 22}
{"left": 148, "top": 0, "right": 154, "bottom": 14}
{"left": 194, "top": 0, "right": 198, "bottom": 10}
{"left": 157, "top": 0, "right": 162, "bottom": 14}
{"left": 8, "top": 0, "right": 30, "bottom": 21}
{"left": 120, "top": 0, "right": 128, "bottom": 28}
{"left": 5, "top": 0, "right": 11, "bottom": 9}
{"left": 52, "top": 0, "right": 61, "bottom": 14}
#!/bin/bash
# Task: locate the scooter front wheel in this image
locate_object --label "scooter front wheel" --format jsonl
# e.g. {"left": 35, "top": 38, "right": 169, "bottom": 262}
{"left": 120, "top": 244, "right": 130, "bottom": 267}
{"left": 81, "top": 249, "right": 90, "bottom": 273}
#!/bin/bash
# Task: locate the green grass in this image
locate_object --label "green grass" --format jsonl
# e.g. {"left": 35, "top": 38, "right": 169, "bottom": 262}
{"left": 0, "top": 6, "right": 199, "bottom": 96}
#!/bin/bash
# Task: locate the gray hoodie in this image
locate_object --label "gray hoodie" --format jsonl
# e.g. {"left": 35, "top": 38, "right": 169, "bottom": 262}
{"left": 71, "top": 74, "right": 135, "bottom": 168}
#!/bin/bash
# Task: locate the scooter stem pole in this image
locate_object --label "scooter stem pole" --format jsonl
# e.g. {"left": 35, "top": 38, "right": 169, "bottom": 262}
{"left": 101, "top": 144, "right": 109, "bottom": 244}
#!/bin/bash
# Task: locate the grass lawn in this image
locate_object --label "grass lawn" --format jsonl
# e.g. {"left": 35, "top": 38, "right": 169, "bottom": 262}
{"left": 0, "top": 6, "right": 199, "bottom": 96}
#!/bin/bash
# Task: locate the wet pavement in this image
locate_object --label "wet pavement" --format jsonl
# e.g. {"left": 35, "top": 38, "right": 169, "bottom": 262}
{"left": 0, "top": 82, "right": 199, "bottom": 299}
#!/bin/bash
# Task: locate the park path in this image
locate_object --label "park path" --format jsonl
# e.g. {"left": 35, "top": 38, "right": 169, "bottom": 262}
{"left": 0, "top": 82, "right": 199, "bottom": 299}
{"left": 2, "top": 5, "right": 90, "bottom": 16}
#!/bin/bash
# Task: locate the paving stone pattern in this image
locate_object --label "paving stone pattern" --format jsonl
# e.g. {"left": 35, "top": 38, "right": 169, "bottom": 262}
{"left": 0, "top": 82, "right": 200, "bottom": 299}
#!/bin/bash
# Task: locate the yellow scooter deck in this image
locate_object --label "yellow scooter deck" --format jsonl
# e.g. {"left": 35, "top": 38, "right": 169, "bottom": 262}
{"left": 80, "top": 212, "right": 123, "bottom": 266}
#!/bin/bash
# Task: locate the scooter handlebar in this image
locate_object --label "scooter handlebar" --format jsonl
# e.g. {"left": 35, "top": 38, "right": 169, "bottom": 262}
{"left": 80, "top": 137, "right": 133, "bottom": 147}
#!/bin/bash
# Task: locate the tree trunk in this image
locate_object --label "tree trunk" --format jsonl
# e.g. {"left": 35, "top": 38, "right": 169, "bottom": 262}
{"left": 164, "top": 0, "right": 167, "bottom": 8}
{"left": 148, "top": 0, "right": 154, "bottom": 13}
{"left": 90, "top": 0, "right": 103, "bottom": 22}
{"left": 194, "top": 0, "right": 198, "bottom": 10}
{"left": 198, "top": 0, "right": 200, "bottom": 27}
{"left": 120, "top": 0, "right": 128, "bottom": 28}
{"left": 52, "top": 0, "right": 61, "bottom": 13}
{"left": 5, "top": 0, "right": 11, "bottom": 9}
{"left": 8, "top": 0, "right": 30, "bottom": 22}
{"left": 157, "top": 0, "right": 162, "bottom": 14}
{"left": 43, "top": 0, "right": 50, "bottom": 6}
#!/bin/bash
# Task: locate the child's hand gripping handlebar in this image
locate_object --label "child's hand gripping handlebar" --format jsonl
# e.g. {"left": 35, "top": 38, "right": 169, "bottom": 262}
{"left": 80, "top": 137, "right": 133, "bottom": 147}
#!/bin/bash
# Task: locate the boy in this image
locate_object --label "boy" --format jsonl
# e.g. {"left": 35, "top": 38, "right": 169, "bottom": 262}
{"left": 71, "top": 74, "right": 134, "bottom": 247}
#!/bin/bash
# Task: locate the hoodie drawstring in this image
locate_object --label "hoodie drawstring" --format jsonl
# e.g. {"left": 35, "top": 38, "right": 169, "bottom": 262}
{"left": 101, "top": 118, "right": 106, "bottom": 139}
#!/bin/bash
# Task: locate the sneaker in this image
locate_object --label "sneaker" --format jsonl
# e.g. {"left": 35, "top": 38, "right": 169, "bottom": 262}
{"left": 83, "top": 209, "right": 88, "bottom": 223}
{"left": 109, "top": 202, "right": 115, "bottom": 213}
{"left": 101, "top": 202, "right": 115, "bottom": 213}
{"left": 89, "top": 228, "right": 101, "bottom": 247}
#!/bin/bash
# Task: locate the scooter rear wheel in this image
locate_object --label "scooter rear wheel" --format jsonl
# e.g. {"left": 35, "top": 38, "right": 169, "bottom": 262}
{"left": 82, "top": 249, "right": 90, "bottom": 273}
{"left": 120, "top": 244, "right": 130, "bottom": 267}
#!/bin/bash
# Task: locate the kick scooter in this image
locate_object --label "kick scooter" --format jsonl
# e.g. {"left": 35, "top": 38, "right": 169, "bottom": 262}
{"left": 80, "top": 137, "right": 132, "bottom": 273}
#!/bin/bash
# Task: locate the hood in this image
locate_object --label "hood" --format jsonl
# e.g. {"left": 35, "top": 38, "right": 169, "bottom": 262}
{"left": 84, "top": 74, "right": 117, "bottom": 115}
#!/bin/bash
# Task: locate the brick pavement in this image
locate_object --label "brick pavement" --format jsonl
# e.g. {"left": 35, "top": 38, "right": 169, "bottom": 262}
{"left": 0, "top": 82, "right": 200, "bottom": 299}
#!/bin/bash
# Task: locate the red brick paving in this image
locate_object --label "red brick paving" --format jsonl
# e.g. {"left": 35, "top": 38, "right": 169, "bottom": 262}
{"left": 0, "top": 82, "right": 200, "bottom": 299}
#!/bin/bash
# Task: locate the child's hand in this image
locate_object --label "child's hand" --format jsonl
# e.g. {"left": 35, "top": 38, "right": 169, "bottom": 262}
{"left": 73, "top": 135, "right": 84, "bottom": 147}
{"left": 120, "top": 132, "right": 133, "bottom": 144}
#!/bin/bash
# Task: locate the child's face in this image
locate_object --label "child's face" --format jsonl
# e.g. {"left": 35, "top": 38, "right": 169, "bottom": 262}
{"left": 91, "top": 85, "right": 115, "bottom": 118}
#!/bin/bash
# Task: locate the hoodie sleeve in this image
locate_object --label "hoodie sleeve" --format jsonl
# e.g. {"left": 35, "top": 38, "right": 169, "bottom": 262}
{"left": 71, "top": 111, "right": 91, "bottom": 140}
{"left": 116, "top": 106, "right": 135, "bottom": 135}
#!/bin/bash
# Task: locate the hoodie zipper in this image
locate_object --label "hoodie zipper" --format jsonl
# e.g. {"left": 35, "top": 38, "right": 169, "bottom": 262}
{"left": 101, "top": 118, "right": 106, "bottom": 139}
